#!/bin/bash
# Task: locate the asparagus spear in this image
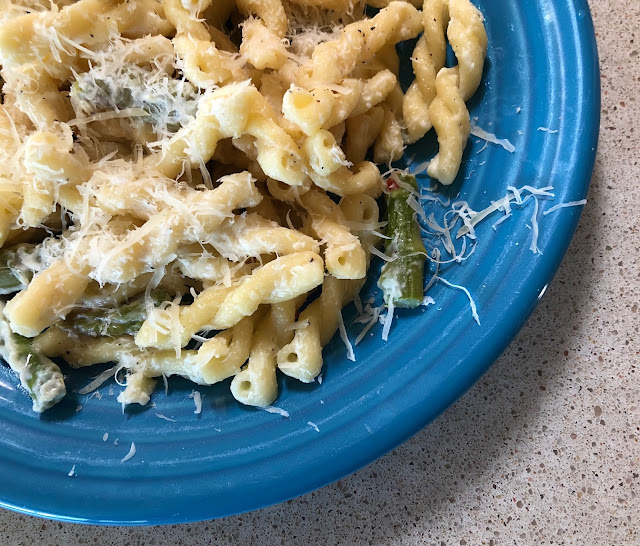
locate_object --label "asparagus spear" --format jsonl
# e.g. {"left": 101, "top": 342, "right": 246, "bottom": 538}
{"left": 0, "top": 305, "right": 66, "bottom": 412}
{"left": 378, "top": 174, "right": 427, "bottom": 308}
{"left": 0, "top": 244, "right": 36, "bottom": 295}
{"left": 59, "top": 290, "right": 168, "bottom": 337}
{"left": 71, "top": 65, "right": 199, "bottom": 133}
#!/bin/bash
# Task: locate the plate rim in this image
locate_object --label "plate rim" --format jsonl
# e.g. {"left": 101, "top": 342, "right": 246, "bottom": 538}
{"left": 0, "top": 0, "right": 600, "bottom": 525}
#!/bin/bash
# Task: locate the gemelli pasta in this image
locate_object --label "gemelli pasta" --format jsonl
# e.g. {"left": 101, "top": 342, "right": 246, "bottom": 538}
{"left": 0, "top": 0, "right": 486, "bottom": 412}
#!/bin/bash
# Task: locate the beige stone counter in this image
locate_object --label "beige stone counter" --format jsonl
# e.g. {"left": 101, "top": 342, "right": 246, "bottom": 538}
{"left": 1, "top": 0, "right": 637, "bottom": 544}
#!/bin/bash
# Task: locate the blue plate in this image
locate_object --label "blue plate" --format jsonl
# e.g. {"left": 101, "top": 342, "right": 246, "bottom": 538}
{"left": 0, "top": 0, "right": 599, "bottom": 524}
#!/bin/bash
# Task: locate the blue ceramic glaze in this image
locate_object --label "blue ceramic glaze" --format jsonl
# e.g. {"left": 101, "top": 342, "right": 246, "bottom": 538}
{"left": 0, "top": 0, "right": 599, "bottom": 524}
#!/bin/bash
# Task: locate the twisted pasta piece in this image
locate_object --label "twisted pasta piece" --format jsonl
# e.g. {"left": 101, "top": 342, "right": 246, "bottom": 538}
{"left": 230, "top": 300, "right": 298, "bottom": 406}
{"left": 141, "top": 315, "right": 256, "bottom": 384}
{"left": 205, "top": 213, "right": 321, "bottom": 261}
{"left": 277, "top": 275, "right": 362, "bottom": 382}
{"left": 373, "top": 105, "right": 404, "bottom": 164}
{"left": 236, "top": 0, "right": 288, "bottom": 68}
{"left": 236, "top": 0, "right": 288, "bottom": 70}
{"left": 426, "top": 67, "right": 470, "bottom": 185}
{"left": 402, "top": 0, "right": 448, "bottom": 143}
{"left": 308, "top": 161, "right": 381, "bottom": 196}
{"left": 350, "top": 70, "right": 398, "bottom": 118}
{"left": 135, "top": 251, "right": 325, "bottom": 349}
{"left": 447, "top": 0, "right": 488, "bottom": 101}
{"left": 276, "top": 194, "right": 379, "bottom": 382}
{"left": 236, "top": 0, "right": 288, "bottom": 38}
{"left": 36, "top": 315, "right": 257, "bottom": 387}
{"left": 404, "top": 0, "right": 487, "bottom": 183}
{"left": 21, "top": 130, "right": 90, "bottom": 226}
{"left": 240, "top": 18, "right": 289, "bottom": 70}
{"left": 4, "top": 259, "right": 91, "bottom": 337}
{"left": 91, "top": 171, "right": 261, "bottom": 226}
{"left": 311, "top": 2, "right": 423, "bottom": 83}
{"left": 282, "top": 86, "right": 339, "bottom": 136}
{"left": 162, "top": 0, "right": 210, "bottom": 40}
{"left": 283, "top": 73, "right": 395, "bottom": 137}
{"left": 300, "top": 190, "right": 367, "bottom": 280}
{"left": 149, "top": 82, "right": 307, "bottom": 186}
{"left": 164, "top": 0, "right": 243, "bottom": 87}
{"left": 345, "top": 107, "right": 385, "bottom": 164}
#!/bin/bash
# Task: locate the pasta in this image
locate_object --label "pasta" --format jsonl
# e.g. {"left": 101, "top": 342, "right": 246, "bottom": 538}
{"left": 405, "top": 0, "right": 487, "bottom": 183}
{"left": 0, "top": 0, "right": 487, "bottom": 413}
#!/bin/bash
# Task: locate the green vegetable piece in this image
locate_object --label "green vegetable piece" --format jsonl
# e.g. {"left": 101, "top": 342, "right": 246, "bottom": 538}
{"left": 71, "top": 66, "right": 199, "bottom": 133}
{"left": 0, "top": 244, "right": 36, "bottom": 295}
{"left": 378, "top": 174, "right": 427, "bottom": 308}
{"left": 60, "top": 290, "right": 168, "bottom": 337}
{"left": 0, "top": 308, "right": 66, "bottom": 412}
{"left": 0, "top": 265, "right": 23, "bottom": 295}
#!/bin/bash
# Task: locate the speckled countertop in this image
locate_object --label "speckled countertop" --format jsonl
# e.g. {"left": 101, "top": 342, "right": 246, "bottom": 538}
{"left": 1, "top": 0, "right": 638, "bottom": 544}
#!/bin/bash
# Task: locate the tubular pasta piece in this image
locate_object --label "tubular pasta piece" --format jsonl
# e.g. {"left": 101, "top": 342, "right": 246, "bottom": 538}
{"left": 304, "top": 130, "right": 350, "bottom": 176}
{"left": 230, "top": 303, "right": 297, "bottom": 406}
{"left": 300, "top": 190, "right": 366, "bottom": 279}
{"left": 277, "top": 275, "right": 363, "bottom": 382}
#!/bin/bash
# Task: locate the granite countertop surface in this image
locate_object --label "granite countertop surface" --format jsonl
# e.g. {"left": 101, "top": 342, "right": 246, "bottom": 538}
{"left": 1, "top": 0, "right": 638, "bottom": 544}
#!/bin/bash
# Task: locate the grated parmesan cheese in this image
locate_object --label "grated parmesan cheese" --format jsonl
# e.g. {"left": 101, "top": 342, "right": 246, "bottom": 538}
{"left": 162, "top": 374, "right": 169, "bottom": 396}
{"left": 155, "top": 412, "right": 177, "bottom": 422}
{"left": 368, "top": 244, "right": 396, "bottom": 263}
{"left": 381, "top": 297, "right": 395, "bottom": 342}
{"left": 353, "top": 293, "right": 363, "bottom": 316}
{"left": 543, "top": 199, "right": 587, "bottom": 216}
{"left": 261, "top": 406, "right": 289, "bottom": 418}
{"left": 470, "top": 124, "right": 516, "bottom": 153}
{"left": 433, "top": 276, "right": 481, "bottom": 326}
{"left": 77, "top": 365, "right": 119, "bottom": 395}
{"left": 337, "top": 310, "right": 355, "bottom": 362}
{"left": 121, "top": 442, "right": 136, "bottom": 463}
{"left": 189, "top": 390, "right": 202, "bottom": 414}
{"left": 354, "top": 304, "right": 381, "bottom": 346}
{"left": 529, "top": 196, "right": 541, "bottom": 255}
